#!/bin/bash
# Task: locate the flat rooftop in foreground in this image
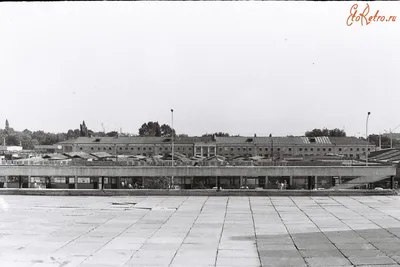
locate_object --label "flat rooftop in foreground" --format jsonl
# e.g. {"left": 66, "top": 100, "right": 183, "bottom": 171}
{"left": 0, "top": 196, "right": 400, "bottom": 267}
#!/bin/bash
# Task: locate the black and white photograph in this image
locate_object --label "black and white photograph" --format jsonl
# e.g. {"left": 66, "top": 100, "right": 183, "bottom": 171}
{"left": 0, "top": 1, "right": 400, "bottom": 267}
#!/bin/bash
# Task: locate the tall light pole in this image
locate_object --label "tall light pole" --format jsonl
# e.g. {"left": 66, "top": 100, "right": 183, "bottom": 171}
{"left": 366, "top": 112, "right": 371, "bottom": 166}
{"left": 171, "top": 109, "right": 174, "bottom": 188}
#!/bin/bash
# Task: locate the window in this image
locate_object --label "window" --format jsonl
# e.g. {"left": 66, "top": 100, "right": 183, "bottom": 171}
{"left": 231, "top": 148, "right": 234, "bottom": 151}
{"left": 125, "top": 147, "right": 128, "bottom": 150}
{"left": 143, "top": 147, "right": 146, "bottom": 151}
{"left": 304, "top": 148, "right": 308, "bottom": 151}
{"left": 159, "top": 147, "right": 162, "bottom": 150}
{"left": 323, "top": 148, "right": 326, "bottom": 151}
{"left": 265, "top": 148, "right": 268, "bottom": 151}
{"left": 362, "top": 148, "right": 365, "bottom": 151}
{"left": 91, "top": 147, "right": 94, "bottom": 150}
{"left": 368, "top": 148, "right": 370, "bottom": 151}
{"left": 177, "top": 147, "right": 180, "bottom": 151}
{"left": 104, "top": 147, "right": 107, "bottom": 150}
{"left": 310, "top": 148, "right": 314, "bottom": 151}
{"left": 317, "top": 148, "right": 320, "bottom": 151}
{"left": 138, "top": 147, "right": 141, "bottom": 151}
{"left": 98, "top": 147, "right": 101, "bottom": 150}
{"left": 339, "top": 148, "right": 342, "bottom": 152}
{"left": 219, "top": 148, "right": 223, "bottom": 151}
{"left": 357, "top": 148, "right": 360, "bottom": 151}
{"left": 80, "top": 147, "right": 83, "bottom": 150}
{"left": 288, "top": 148, "right": 292, "bottom": 151}
{"left": 119, "top": 147, "right": 122, "bottom": 150}
{"left": 249, "top": 148, "right": 252, "bottom": 151}
{"left": 109, "top": 147, "right": 112, "bottom": 150}
{"left": 243, "top": 148, "right": 247, "bottom": 151}
{"left": 189, "top": 148, "right": 192, "bottom": 151}
{"left": 259, "top": 148, "right": 262, "bottom": 151}
{"left": 131, "top": 147, "right": 134, "bottom": 150}
{"left": 277, "top": 148, "right": 280, "bottom": 151}
{"left": 149, "top": 147, "right": 152, "bottom": 151}
{"left": 299, "top": 148, "right": 303, "bottom": 151}
{"left": 328, "top": 148, "right": 332, "bottom": 151}
{"left": 165, "top": 147, "right": 168, "bottom": 151}
{"left": 237, "top": 148, "right": 241, "bottom": 151}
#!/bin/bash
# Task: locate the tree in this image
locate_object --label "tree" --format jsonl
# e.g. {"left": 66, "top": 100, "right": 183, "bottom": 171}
{"left": 66, "top": 129, "right": 80, "bottom": 139}
{"left": 202, "top": 132, "right": 230, "bottom": 137}
{"left": 106, "top": 131, "right": 119, "bottom": 137}
{"left": 305, "top": 128, "right": 345, "bottom": 137}
{"left": 368, "top": 134, "right": 395, "bottom": 148}
{"left": 160, "top": 124, "right": 175, "bottom": 137}
{"left": 138, "top": 122, "right": 161, "bottom": 137}
{"left": 80, "top": 121, "right": 89, "bottom": 137}
{"left": 329, "top": 128, "right": 346, "bottom": 137}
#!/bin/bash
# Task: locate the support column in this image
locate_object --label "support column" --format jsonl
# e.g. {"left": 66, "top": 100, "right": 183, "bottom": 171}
{"left": 141, "top": 177, "right": 145, "bottom": 188}
{"left": 240, "top": 176, "right": 243, "bottom": 187}
{"left": 74, "top": 175, "right": 78, "bottom": 189}
{"left": 201, "top": 147, "right": 203, "bottom": 157}
{"left": 28, "top": 175, "right": 31, "bottom": 188}
{"left": 289, "top": 176, "right": 293, "bottom": 190}
{"left": 308, "top": 176, "right": 312, "bottom": 190}
{"left": 101, "top": 176, "right": 105, "bottom": 190}
{"left": 391, "top": 176, "right": 395, "bottom": 189}
{"left": 265, "top": 176, "right": 269, "bottom": 189}
{"left": 314, "top": 176, "right": 318, "bottom": 190}
{"left": 216, "top": 176, "right": 220, "bottom": 192}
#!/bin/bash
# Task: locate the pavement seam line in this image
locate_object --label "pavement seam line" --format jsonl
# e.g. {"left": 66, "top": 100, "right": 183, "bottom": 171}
{"left": 269, "top": 196, "right": 308, "bottom": 267}
{"left": 167, "top": 196, "right": 209, "bottom": 267}
{"left": 248, "top": 196, "right": 262, "bottom": 267}
{"left": 122, "top": 196, "right": 189, "bottom": 266}
{"left": 214, "top": 196, "right": 229, "bottom": 267}
{"left": 289, "top": 196, "right": 354, "bottom": 266}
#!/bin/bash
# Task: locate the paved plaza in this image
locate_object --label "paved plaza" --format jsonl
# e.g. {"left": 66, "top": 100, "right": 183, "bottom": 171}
{"left": 0, "top": 195, "right": 400, "bottom": 267}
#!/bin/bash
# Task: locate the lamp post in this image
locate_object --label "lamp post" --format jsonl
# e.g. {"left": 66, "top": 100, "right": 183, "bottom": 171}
{"left": 171, "top": 109, "right": 174, "bottom": 189}
{"left": 366, "top": 112, "right": 371, "bottom": 166}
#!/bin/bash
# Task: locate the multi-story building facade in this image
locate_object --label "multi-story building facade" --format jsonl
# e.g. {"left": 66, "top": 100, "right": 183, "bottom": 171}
{"left": 57, "top": 135, "right": 374, "bottom": 159}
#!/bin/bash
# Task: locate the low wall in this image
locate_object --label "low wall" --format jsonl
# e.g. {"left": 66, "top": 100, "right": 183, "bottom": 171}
{"left": 0, "top": 189, "right": 397, "bottom": 196}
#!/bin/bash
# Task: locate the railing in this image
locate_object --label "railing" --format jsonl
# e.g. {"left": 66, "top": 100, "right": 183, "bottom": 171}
{"left": 0, "top": 159, "right": 389, "bottom": 167}
{"left": 0, "top": 160, "right": 71, "bottom": 166}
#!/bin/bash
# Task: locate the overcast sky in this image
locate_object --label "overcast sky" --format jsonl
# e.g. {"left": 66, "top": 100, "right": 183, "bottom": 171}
{"left": 0, "top": 2, "right": 399, "bottom": 137}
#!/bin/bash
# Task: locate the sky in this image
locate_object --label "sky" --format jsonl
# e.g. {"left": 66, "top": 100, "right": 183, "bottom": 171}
{"left": 0, "top": 2, "right": 399, "bottom": 137}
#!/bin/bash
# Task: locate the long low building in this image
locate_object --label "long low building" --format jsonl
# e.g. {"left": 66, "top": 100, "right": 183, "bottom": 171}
{"left": 0, "top": 164, "right": 396, "bottom": 190}
{"left": 57, "top": 136, "right": 375, "bottom": 160}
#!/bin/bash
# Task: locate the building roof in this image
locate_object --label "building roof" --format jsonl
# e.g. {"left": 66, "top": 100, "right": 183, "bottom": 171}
{"left": 328, "top": 137, "right": 371, "bottom": 145}
{"left": 57, "top": 136, "right": 214, "bottom": 145}
{"left": 57, "top": 136, "right": 374, "bottom": 147}
{"left": 42, "top": 153, "right": 69, "bottom": 160}
{"left": 90, "top": 152, "right": 114, "bottom": 159}
{"left": 63, "top": 152, "right": 95, "bottom": 160}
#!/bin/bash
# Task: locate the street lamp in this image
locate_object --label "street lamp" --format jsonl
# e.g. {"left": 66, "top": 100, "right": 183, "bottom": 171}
{"left": 171, "top": 109, "right": 174, "bottom": 189}
{"left": 366, "top": 112, "right": 371, "bottom": 166}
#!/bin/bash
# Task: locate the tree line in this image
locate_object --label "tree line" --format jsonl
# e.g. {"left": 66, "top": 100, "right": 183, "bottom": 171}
{"left": 0, "top": 120, "right": 397, "bottom": 149}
